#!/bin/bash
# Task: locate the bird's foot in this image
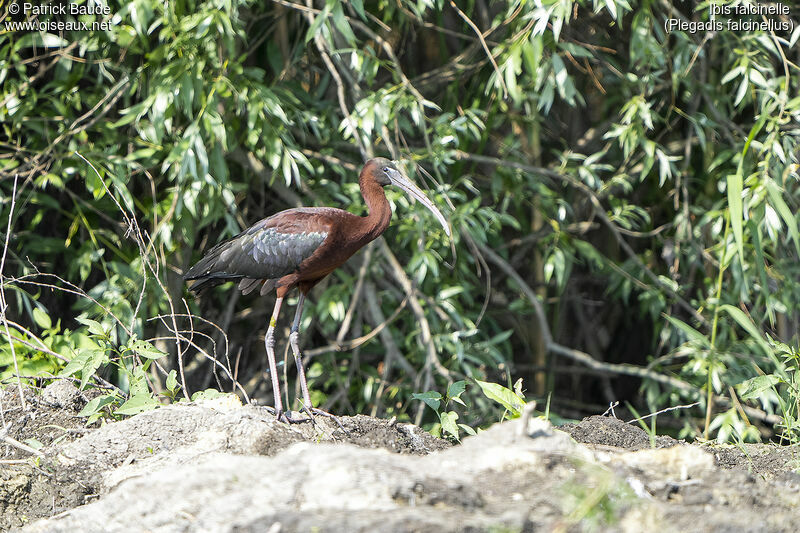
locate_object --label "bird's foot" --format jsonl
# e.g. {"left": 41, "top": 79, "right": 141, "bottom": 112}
{"left": 263, "top": 406, "right": 313, "bottom": 424}
{"left": 300, "top": 405, "right": 348, "bottom": 433}
{"left": 264, "top": 405, "right": 347, "bottom": 433}
{"left": 276, "top": 409, "right": 314, "bottom": 424}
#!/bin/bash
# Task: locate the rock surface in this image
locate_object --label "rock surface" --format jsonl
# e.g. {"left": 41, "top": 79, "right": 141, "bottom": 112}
{"left": 2, "top": 386, "right": 800, "bottom": 532}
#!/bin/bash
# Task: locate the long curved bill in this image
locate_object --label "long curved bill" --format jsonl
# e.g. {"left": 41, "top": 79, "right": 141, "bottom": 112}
{"left": 387, "top": 168, "right": 451, "bottom": 238}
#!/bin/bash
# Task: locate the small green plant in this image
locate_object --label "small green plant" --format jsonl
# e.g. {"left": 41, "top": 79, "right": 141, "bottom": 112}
{"left": 474, "top": 378, "right": 526, "bottom": 420}
{"left": 667, "top": 304, "right": 800, "bottom": 444}
{"left": 414, "top": 378, "right": 529, "bottom": 440}
{"left": 162, "top": 370, "right": 182, "bottom": 401}
{"left": 736, "top": 337, "right": 800, "bottom": 444}
{"left": 708, "top": 407, "right": 762, "bottom": 445}
{"left": 412, "top": 380, "right": 475, "bottom": 440}
{"left": 187, "top": 388, "right": 231, "bottom": 402}
{"left": 63, "top": 317, "right": 168, "bottom": 424}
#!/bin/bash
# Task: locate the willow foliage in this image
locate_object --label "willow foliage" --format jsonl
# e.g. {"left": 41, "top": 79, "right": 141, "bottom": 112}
{"left": 2, "top": 0, "right": 799, "bottom": 440}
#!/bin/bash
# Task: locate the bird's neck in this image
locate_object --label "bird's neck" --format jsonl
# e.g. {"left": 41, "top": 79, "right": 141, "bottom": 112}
{"left": 355, "top": 175, "right": 392, "bottom": 243}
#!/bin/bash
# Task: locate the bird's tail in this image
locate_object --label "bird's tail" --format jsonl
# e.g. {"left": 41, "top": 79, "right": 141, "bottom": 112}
{"left": 184, "top": 242, "right": 240, "bottom": 293}
{"left": 185, "top": 275, "right": 231, "bottom": 293}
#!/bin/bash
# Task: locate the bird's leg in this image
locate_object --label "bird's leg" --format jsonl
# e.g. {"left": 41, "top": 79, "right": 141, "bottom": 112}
{"left": 265, "top": 296, "right": 285, "bottom": 418}
{"left": 262, "top": 294, "right": 313, "bottom": 425}
{"left": 290, "top": 293, "right": 347, "bottom": 431}
{"left": 289, "top": 293, "right": 313, "bottom": 410}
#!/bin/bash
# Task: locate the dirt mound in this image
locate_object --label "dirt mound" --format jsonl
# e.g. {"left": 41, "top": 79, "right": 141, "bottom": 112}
{"left": 1, "top": 384, "right": 447, "bottom": 530}
{"left": 3, "top": 386, "right": 800, "bottom": 532}
{"left": 563, "top": 415, "right": 800, "bottom": 481}
{"left": 561, "top": 415, "right": 679, "bottom": 450}
{"left": 1, "top": 383, "right": 98, "bottom": 529}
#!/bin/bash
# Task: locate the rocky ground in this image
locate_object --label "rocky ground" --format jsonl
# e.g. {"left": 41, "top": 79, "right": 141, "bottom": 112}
{"left": 2, "top": 382, "right": 800, "bottom": 532}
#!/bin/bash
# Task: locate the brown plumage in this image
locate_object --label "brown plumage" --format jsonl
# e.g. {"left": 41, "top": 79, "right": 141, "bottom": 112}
{"left": 185, "top": 158, "right": 450, "bottom": 422}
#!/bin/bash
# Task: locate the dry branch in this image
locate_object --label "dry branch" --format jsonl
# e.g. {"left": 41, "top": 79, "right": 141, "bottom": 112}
{"left": 0, "top": 175, "right": 26, "bottom": 410}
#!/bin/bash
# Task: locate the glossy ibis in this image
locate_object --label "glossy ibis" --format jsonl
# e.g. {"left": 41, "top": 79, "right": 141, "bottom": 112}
{"left": 185, "top": 158, "right": 450, "bottom": 422}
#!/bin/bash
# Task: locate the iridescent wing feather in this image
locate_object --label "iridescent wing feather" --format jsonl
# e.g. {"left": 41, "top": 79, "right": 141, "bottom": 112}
{"left": 184, "top": 210, "right": 329, "bottom": 293}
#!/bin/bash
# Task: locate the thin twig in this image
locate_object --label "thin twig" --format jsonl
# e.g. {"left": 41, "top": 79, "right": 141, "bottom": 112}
{"left": 459, "top": 228, "right": 491, "bottom": 327}
{"left": 626, "top": 402, "right": 700, "bottom": 424}
{"left": 448, "top": 0, "right": 508, "bottom": 99}
{"left": 550, "top": 342, "right": 693, "bottom": 392}
{"left": 336, "top": 243, "right": 373, "bottom": 344}
{"left": 149, "top": 321, "right": 250, "bottom": 403}
{"left": 380, "top": 240, "right": 450, "bottom": 380}
{"left": 177, "top": 298, "right": 193, "bottom": 400}
{"left": 0, "top": 175, "right": 26, "bottom": 410}
{"left": 7, "top": 275, "right": 131, "bottom": 337}
{"left": 76, "top": 151, "right": 191, "bottom": 400}
{"left": 2, "top": 434, "right": 45, "bottom": 457}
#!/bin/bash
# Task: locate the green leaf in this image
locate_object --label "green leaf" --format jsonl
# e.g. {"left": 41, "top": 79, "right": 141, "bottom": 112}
{"left": 166, "top": 370, "right": 178, "bottom": 392}
{"left": 115, "top": 394, "right": 160, "bottom": 416}
{"left": 188, "top": 389, "right": 221, "bottom": 401}
{"left": 446, "top": 380, "right": 467, "bottom": 400}
{"left": 32, "top": 308, "right": 52, "bottom": 330}
{"left": 439, "top": 410, "right": 460, "bottom": 439}
{"left": 729, "top": 114, "right": 766, "bottom": 268}
{"left": 721, "top": 65, "right": 744, "bottom": 85}
{"left": 23, "top": 438, "right": 44, "bottom": 450}
{"left": 129, "top": 339, "right": 166, "bottom": 360}
{"left": 61, "top": 349, "right": 107, "bottom": 390}
{"left": 734, "top": 73, "right": 749, "bottom": 106}
{"left": 474, "top": 379, "right": 525, "bottom": 416}
{"left": 728, "top": 332, "right": 787, "bottom": 404}
{"left": 15, "top": 33, "right": 68, "bottom": 49}
{"left": 790, "top": 24, "right": 800, "bottom": 47}
{"left": 450, "top": 396, "right": 466, "bottom": 407}
{"left": 665, "top": 316, "right": 711, "bottom": 347}
{"left": 603, "top": 0, "right": 618, "bottom": 19}
{"left": 438, "top": 286, "right": 464, "bottom": 300}
{"left": 765, "top": 181, "right": 800, "bottom": 258}
{"left": 737, "top": 375, "right": 782, "bottom": 401}
{"left": 411, "top": 391, "right": 442, "bottom": 412}
{"left": 305, "top": 3, "right": 331, "bottom": 43}
{"left": 85, "top": 167, "right": 106, "bottom": 200}
{"left": 572, "top": 239, "right": 605, "bottom": 269}
{"left": 350, "top": 0, "right": 366, "bottom": 20}
{"left": 129, "top": 366, "right": 150, "bottom": 397}
{"left": 726, "top": 173, "right": 743, "bottom": 265}
{"left": 78, "top": 394, "right": 118, "bottom": 417}
{"left": 331, "top": 4, "right": 357, "bottom": 46}
{"left": 747, "top": 219, "right": 773, "bottom": 325}
{"left": 76, "top": 317, "right": 107, "bottom": 337}
{"left": 719, "top": 305, "right": 774, "bottom": 361}
{"left": 458, "top": 424, "right": 477, "bottom": 436}
{"left": 60, "top": 351, "right": 89, "bottom": 378}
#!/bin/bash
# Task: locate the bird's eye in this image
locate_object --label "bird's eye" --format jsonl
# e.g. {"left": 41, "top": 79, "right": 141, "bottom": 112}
{"left": 382, "top": 167, "right": 390, "bottom": 173}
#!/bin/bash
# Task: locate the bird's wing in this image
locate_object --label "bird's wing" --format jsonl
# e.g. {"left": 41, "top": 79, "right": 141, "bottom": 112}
{"left": 234, "top": 219, "right": 329, "bottom": 278}
{"left": 185, "top": 210, "right": 331, "bottom": 288}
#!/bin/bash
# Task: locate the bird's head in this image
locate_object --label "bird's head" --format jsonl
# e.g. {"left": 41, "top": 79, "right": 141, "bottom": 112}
{"left": 365, "top": 157, "right": 451, "bottom": 237}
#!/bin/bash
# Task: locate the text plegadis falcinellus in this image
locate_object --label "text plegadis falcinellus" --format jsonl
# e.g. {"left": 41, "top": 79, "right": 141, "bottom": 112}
{"left": 184, "top": 158, "right": 450, "bottom": 422}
